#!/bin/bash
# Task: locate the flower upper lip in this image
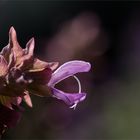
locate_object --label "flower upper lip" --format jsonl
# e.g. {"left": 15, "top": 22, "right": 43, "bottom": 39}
{"left": 48, "top": 60, "right": 91, "bottom": 86}
{"left": 48, "top": 60, "right": 91, "bottom": 109}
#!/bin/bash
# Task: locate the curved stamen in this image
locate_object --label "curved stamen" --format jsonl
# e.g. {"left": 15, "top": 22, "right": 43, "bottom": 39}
{"left": 73, "top": 75, "right": 81, "bottom": 93}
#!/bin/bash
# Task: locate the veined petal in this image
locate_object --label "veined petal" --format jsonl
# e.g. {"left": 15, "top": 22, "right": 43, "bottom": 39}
{"left": 25, "top": 38, "right": 35, "bottom": 57}
{"left": 48, "top": 62, "right": 59, "bottom": 71}
{"left": 16, "top": 38, "right": 35, "bottom": 70}
{"left": 0, "top": 44, "right": 12, "bottom": 63}
{"left": 23, "top": 91, "right": 32, "bottom": 107}
{"left": 51, "top": 87, "right": 86, "bottom": 108}
{"left": 0, "top": 55, "right": 8, "bottom": 77}
{"left": 9, "top": 27, "right": 23, "bottom": 58}
{"left": 8, "top": 50, "right": 16, "bottom": 69}
{"left": 29, "top": 58, "right": 50, "bottom": 72}
{"left": 48, "top": 60, "right": 91, "bottom": 86}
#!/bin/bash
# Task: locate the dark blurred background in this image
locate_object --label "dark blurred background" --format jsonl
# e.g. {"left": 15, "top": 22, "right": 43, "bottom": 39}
{"left": 1, "top": 0, "right": 140, "bottom": 139}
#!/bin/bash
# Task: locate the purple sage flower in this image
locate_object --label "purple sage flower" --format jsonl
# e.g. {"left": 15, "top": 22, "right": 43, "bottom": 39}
{"left": 48, "top": 60, "right": 91, "bottom": 109}
{"left": 0, "top": 27, "right": 91, "bottom": 135}
{"left": 0, "top": 27, "right": 91, "bottom": 110}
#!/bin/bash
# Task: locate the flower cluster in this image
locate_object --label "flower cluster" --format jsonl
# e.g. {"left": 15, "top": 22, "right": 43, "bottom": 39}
{"left": 0, "top": 27, "right": 91, "bottom": 132}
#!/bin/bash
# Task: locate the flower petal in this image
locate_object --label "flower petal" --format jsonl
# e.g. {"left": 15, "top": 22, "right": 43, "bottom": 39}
{"left": 29, "top": 58, "right": 49, "bottom": 72}
{"left": 48, "top": 60, "right": 91, "bottom": 86}
{"left": 0, "top": 55, "right": 8, "bottom": 77}
{"left": 8, "top": 50, "right": 16, "bottom": 69}
{"left": 48, "top": 62, "right": 59, "bottom": 71}
{"left": 23, "top": 91, "right": 32, "bottom": 108}
{"left": 51, "top": 87, "right": 86, "bottom": 108}
{"left": 0, "top": 44, "right": 12, "bottom": 63}
{"left": 9, "top": 27, "right": 23, "bottom": 58}
{"left": 25, "top": 37, "right": 35, "bottom": 57}
{"left": 16, "top": 38, "right": 35, "bottom": 70}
